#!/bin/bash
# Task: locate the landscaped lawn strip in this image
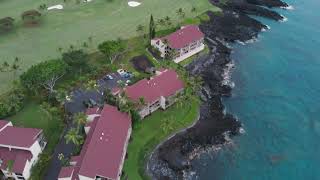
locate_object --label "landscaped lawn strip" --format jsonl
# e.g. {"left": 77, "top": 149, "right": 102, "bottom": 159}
{"left": 123, "top": 98, "right": 200, "bottom": 180}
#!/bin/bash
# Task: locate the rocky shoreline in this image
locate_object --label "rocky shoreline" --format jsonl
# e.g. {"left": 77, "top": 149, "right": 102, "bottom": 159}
{"left": 146, "top": 0, "right": 288, "bottom": 179}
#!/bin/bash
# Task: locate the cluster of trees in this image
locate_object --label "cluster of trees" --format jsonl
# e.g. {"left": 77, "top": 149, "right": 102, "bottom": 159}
{"left": 98, "top": 39, "right": 126, "bottom": 64}
{"left": 0, "top": 84, "right": 25, "bottom": 118}
{"left": 0, "top": 10, "right": 42, "bottom": 33}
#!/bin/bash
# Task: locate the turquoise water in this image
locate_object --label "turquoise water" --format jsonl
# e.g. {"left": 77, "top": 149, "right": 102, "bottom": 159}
{"left": 195, "top": 0, "right": 320, "bottom": 179}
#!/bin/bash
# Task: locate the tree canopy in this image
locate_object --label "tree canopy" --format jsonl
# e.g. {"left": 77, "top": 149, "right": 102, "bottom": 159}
{"left": 98, "top": 39, "right": 126, "bottom": 64}
{"left": 0, "top": 17, "right": 14, "bottom": 32}
{"left": 20, "top": 59, "right": 67, "bottom": 94}
{"left": 149, "top": 14, "right": 156, "bottom": 39}
{"left": 62, "top": 49, "right": 89, "bottom": 72}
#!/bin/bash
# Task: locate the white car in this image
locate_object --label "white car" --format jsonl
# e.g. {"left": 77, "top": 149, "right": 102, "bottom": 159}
{"left": 117, "top": 69, "right": 126, "bottom": 75}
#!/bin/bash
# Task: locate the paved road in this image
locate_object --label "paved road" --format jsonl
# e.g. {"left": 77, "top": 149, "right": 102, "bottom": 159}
{"left": 44, "top": 72, "right": 132, "bottom": 180}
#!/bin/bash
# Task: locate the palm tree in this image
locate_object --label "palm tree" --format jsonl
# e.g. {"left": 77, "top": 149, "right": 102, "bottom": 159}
{"left": 0, "top": 61, "right": 10, "bottom": 72}
{"left": 176, "top": 8, "right": 185, "bottom": 19}
{"left": 117, "top": 80, "right": 126, "bottom": 90}
{"left": 136, "top": 24, "right": 145, "bottom": 37}
{"left": 65, "top": 128, "right": 83, "bottom": 145}
{"left": 160, "top": 117, "right": 174, "bottom": 133}
{"left": 138, "top": 97, "right": 146, "bottom": 106}
{"left": 164, "top": 16, "right": 171, "bottom": 27}
{"left": 73, "top": 112, "right": 87, "bottom": 130}
{"left": 157, "top": 18, "right": 166, "bottom": 27}
{"left": 191, "top": 6, "right": 196, "bottom": 13}
{"left": 11, "top": 57, "right": 21, "bottom": 79}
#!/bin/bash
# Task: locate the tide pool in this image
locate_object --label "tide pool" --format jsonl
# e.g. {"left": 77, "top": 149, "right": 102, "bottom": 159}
{"left": 193, "top": 0, "right": 320, "bottom": 179}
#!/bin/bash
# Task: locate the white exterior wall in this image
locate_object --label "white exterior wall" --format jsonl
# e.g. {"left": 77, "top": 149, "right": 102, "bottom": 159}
{"left": 79, "top": 174, "right": 94, "bottom": 180}
{"left": 58, "top": 177, "right": 72, "bottom": 180}
{"left": 116, "top": 125, "right": 132, "bottom": 180}
{"left": 173, "top": 41, "right": 205, "bottom": 63}
{"left": 160, "top": 96, "right": 166, "bottom": 109}
{"left": 0, "top": 138, "right": 44, "bottom": 180}
{"left": 150, "top": 39, "right": 167, "bottom": 58}
{"left": 87, "top": 114, "right": 100, "bottom": 122}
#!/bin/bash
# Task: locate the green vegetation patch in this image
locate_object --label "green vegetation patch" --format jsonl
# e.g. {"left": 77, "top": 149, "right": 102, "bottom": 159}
{"left": 123, "top": 98, "right": 200, "bottom": 180}
{"left": 0, "top": 0, "right": 220, "bottom": 93}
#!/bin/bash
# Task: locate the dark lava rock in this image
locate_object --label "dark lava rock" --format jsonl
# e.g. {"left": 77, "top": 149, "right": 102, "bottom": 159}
{"left": 147, "top": 0, "right": 288, "bottom": 179}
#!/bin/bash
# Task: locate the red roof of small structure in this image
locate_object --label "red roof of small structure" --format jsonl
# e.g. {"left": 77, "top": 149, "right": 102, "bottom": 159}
{"left": 161, "top": 25, "right": 204, "bottom": 49}
{"left": 58, "top": 166, "right": 74, "bottom": 178}
{"left": 0, "top": 147, "right": 32, "bottom": 173}
{"left": 0, "top": 126, "right": 42, "bottom": 148}
{"left": 125, "top": 69, "right": 184, "bottom": 103}
{"left": 59, "top": 105, "right": 131, "bottom": 179}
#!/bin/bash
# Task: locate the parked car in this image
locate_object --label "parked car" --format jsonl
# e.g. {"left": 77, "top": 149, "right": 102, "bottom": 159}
{"left": 117, "top": 69, "right": 126, "bottom": 75}
{"left": 104, "top": 74, "right": 113, "bottom": 80}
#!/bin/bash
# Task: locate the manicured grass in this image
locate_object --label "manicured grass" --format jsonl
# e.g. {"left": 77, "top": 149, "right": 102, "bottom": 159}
{"left": 0, "top": 0, "right": 220, "bottom": 93}
{"left": 179, "top": 45, "right": 210, "bottom": 67}
{"left": 123, "top": 98, "right": 200, "bottom": 180}
{"left": 9, "top": 101, "right": 64, "bottom": 152}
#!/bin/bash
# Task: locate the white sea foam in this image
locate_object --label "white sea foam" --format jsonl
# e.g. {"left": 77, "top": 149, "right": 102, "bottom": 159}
{"left": 280, "top": 15, "right": 288, "bottom": 22}
{"left": 281, "top": 5, "right": 294, "bottom": 10}
{"left": 262, "top": 25, "right": 271, "bottom": 32}
{"left": 222, "top": 61, "right": 235, "bottom": 88}
{"left": 239, "top": 127, "right": 246, "bottom": 134}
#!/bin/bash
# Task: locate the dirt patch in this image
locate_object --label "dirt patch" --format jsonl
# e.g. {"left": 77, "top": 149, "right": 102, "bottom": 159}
{"left": 131, "top": 55, "right": 155, "bottom": 73}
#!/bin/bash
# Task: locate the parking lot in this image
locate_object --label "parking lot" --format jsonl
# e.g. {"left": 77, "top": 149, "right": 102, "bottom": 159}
{"left": 64, "top": 71, "right": 133, "bottom": 114}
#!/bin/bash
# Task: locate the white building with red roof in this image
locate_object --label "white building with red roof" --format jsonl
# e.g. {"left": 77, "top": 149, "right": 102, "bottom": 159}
{"left": 0, "top": 120, "right": 47, "bottom": 180}
{"left": 151, "top": 25, "right": 205, "bottom": 63}
{"left": 124, "top": 69, "right": 184, "bottom": 118}
{"left": 58, "top": 105, "right": 131, "bottom": 180}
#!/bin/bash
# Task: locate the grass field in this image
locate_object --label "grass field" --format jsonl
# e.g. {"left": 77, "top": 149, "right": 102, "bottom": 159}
{"left": 123, "top": 98, "right": 199, "bottom": 180}
{"left": 0, "top": 0, "right": 219, "bottom": 93}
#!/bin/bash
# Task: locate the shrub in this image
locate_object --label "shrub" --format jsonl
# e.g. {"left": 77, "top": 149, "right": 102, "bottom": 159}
{"left": 0, "top": 87, "right": 25, "bottom": 118}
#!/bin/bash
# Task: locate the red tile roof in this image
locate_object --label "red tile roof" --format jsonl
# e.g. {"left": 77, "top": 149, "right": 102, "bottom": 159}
{"left": 0, "top": 120, "right": 10, "bottom": 131}
{"left": 58, "top": 166, "right": 74, "bottom": 178}
{"left": 59, "top": 105, "right": 131, "bottom": 179}
{"left": 125, "top": 69, "right": 184, "bottom": 103}
{"left": 0, "top": 126, "right": 42, "bottom": 148}
{"left": 85, "top": 107, "right": 102, "bottom": 115}
{"left": 161, "top": 25, "right": 204, "bottom": 49}
{"left": 0, "top": 147, "right": 32, "bottom": 174}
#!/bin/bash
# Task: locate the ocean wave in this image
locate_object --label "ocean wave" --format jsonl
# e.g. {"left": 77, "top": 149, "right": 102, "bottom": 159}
{"left": 280, "top": 15, "right": 288, "bottom": 22}
{"left": 281, "top": 5, "right": 294, "bottom": 10}
{"left": 222, "top": 61, "right": 235, "bottom": 88}
{"left": 262, "top": 25, "right": 271, "bottom": 32}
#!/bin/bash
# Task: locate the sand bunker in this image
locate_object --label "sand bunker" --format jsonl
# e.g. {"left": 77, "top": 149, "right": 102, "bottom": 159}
{"left": 128, "top": 1, "right": 141, "bottom": 7}
{"left": 47, "top": 5, "right": 63, "bottom": 10}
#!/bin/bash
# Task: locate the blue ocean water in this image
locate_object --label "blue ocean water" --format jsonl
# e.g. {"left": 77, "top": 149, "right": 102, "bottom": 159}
{"left": 194, "top": 0, "right": 320, "bottom": 179}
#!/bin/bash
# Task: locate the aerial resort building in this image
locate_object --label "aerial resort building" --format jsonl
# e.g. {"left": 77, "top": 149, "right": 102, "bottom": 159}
{"left": 58, "top": 105, "right": 131, "bottom": 180}
{"left": 0, "top": 120, "right": 47, "bottom": 180}
{"left": 124, "top": 69, "right": 184, "bottom": 119}
{"left": 151, "top": 25, "right": 205, "bottom": 63}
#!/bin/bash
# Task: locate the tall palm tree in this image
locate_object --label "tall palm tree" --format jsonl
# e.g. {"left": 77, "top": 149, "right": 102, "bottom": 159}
{"left": 65, "top": 128, "right": 83, "bottom": 145}
{"left": 73, "top": 112, "right": 87, "bottom": 130}
{"left": 191, "top": 6, "right": 196, "bottom": 13}
{"left": 160, "top": 117, "right": 174, "bottom": 134}
{"left": 176, "top": 8, "right": 185, "bottom": 19}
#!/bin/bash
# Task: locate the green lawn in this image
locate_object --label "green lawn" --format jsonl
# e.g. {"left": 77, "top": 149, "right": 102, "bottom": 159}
{"left": 0, "top": 0, "right": 220, "bottom": 93}
{"left": 9, "top": 101, "right": 64, "bottom": 152}
{"left": 123, "top": 98, "right": 200, "bottom": 180}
